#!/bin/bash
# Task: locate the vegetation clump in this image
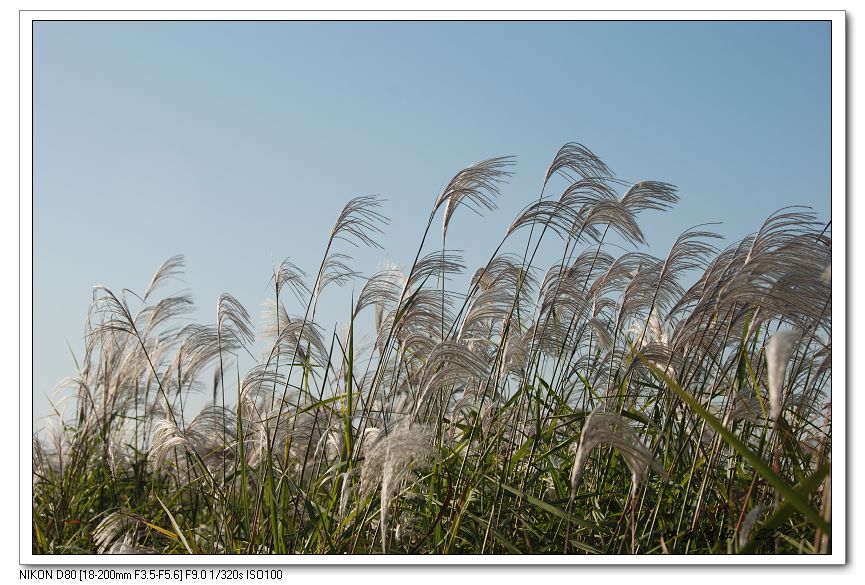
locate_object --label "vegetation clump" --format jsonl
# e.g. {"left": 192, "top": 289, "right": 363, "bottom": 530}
{"left": 32, "top": 143, "right": 832, "bottom": 555}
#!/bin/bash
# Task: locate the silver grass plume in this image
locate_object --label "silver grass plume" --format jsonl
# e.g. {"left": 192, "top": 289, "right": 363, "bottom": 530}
{"left": 558, "top": 177, "right": 619, "bottom": 207}
{"left": 93, "top": 510, "right": 137, "bottom": 554}
{"left": 338, "top": 470, "right": 356, "bottom": 522}
{"left": 716, "top": 209, "right": 829, "bottom": 332}
{"left": 354, "top": 263, "right": 408, "bottom": 352}
{"left": 539, "top": 263, "right": 593, "bottom": 324}
{"left": 261, "top": 304, "right": 329, "bottom": 366}
{"left": 383, "top": 289, "right": 458, "bottom": 361}
{"left": 139, "top": 293, "right": 195, "bottom": 340}
{"left": 315, "top": 195, "right": 389, "bottom": 301}
{"left": 588, "top": 252, "right": 652, "bottom": 308}
{"left": 588, "top": 318, "right": 614, "bottom": 350}
{"left": 620, "top": 181, "right": 679, "bottom": 215}
{"left": 532, "top": 178, "right": 672, "bottom": 248}
{"left": 359, "top": 423, "right": 433, "bottom": 553}
{"left": 470, "top": 266, "right": 495, "bottom": 292}
{"left": 87, "top": 282, "right": 188, "bottom": 428}
{"left": 173, "top": 324, "right": 233, "bottom": 397}
{"left": 337, "top": 427, "right": 386, "bottom": 520}
{"left": 617, "top": 228, "right": 721, "bottom": 331}
{"left": 318, "top": 252, "right": 361, "bottom": 297}
{"left": 237, "top": 368, "right": 286, "bottom": 468}
{"left": 372, "top": 253, "right": 463, "bottom": 356}
{"left": 436, "top": 157, "right": 514, "bottom": 241}
{"left": 458, "top": 279, "right": 516, "bottom": 342}
{"left": 570, "top": 409, "right": 665, "bottom": 502}
{"left": 150, "top": 415, "right": 207, "bottom": 474}
{"left": 330, "top": 194, "right": 388, "bottom": 250}
{"left": 413, "top": 341, "right": 491, "bottom": 421}
{"left": 107, "top": 538, "right": 154, "bottom": 554}
{"left": 89, "top": 286, "right": 139, "bottom": 339}
{"left": 577, "top": 198, "right": 647, "bottom": 247}
{"left": 667, "top": 241, "right": 746, "bottom": 323}
{"left": 405, "top": 250, "right": 466, "bottom": 291}
{"left": 238, "top": 364, "right": 285, "bottom": 410}
{"left": 724, "top": 390, "right": 765, "bottom": 424}
{"left": 143, "top": 254, "right": 186, "bottom": 301}
{"left": 766, "top": 330, "right": 800, "bottom": 420}
{"left": 502, "top": 333, "right": 530, "bottom": 377}
{"left": 273, "top": 258, "right": 310, "bottom": 304}
{"left": 216, "top": 293, "right": 254, "bottom": 349}
{"left": 543, "top": 142, "right": 614, "bottom": 186}
{"left": 252, "top": 402, "right": 339, "bottom": 477}
{"left": 507, "top": 198, "right": 602, "bottom": 243}
{"left": 355, "top": 263, "right": 406, "bottom": 319}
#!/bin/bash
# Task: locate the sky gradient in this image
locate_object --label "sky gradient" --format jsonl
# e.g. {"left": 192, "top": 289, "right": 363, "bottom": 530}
{"left": 32, "top": 20, "right": 831, "bottom": 426}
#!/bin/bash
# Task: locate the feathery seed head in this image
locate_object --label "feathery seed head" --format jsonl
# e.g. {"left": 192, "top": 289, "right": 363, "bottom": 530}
{"left": 359, "top": 423, "right": 433, "bottom": 552}
{"left": 570, "top": 409, "right": 665, "bottom": 502}
{"left": 766, "top": 330, "right": 800, "bottom": 420}
{"left": 436, "top": 157, "right": 514, "bottom": 240}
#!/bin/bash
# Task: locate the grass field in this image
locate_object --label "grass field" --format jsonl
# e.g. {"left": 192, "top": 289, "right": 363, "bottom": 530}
{"left": 32, "top": 143, "right": 832, "bottom": 555}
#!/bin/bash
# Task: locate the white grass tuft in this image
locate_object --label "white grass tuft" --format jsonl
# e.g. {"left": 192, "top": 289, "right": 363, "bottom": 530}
{"left": 766, "top": 330, "right": 800, "bottom": 421}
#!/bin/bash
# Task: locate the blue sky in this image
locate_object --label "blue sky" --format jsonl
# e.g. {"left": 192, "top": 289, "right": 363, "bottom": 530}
{"left": 32, "top": 20, "right": 831, "bottom": 425}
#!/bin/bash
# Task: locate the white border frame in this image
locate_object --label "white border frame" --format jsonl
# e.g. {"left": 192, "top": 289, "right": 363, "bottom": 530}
{"left": 19, "top": 9, "right": 846, "bottom": 566}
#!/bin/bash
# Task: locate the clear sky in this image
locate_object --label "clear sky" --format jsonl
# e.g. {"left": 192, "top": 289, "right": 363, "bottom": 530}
{"left": 32, "top": 20, "right": 831, "bottom": 426}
